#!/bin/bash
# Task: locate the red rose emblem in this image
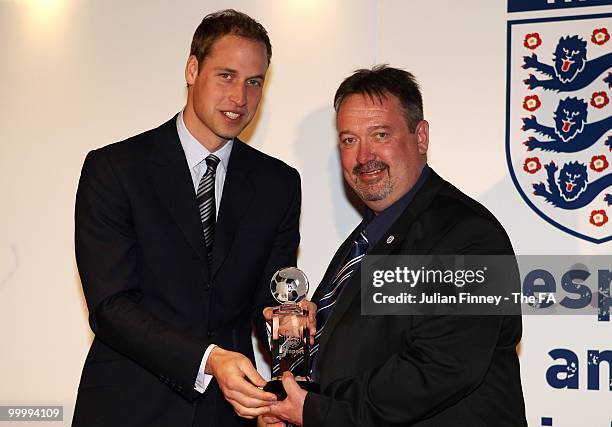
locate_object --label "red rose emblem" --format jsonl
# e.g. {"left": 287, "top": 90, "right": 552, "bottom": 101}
{"left": 590, "top": 91, "right": 609, "bottom": 109}
{"left": 523, "top": 157, "right": 541, "bottom": 174}
{"left": 522, "top": 95, "right": 541, "bottom": 112}
{"left": 523, "top": 33, "right": 542, "bottom": 50}
{"left": 591, "top": 28, "right": 610, "bottom": 45}
{"left": 590, "top": 155, "right": 609, "bottom": 172}
{"left": 590, "top": 210, "right": 608, "bottom": 227}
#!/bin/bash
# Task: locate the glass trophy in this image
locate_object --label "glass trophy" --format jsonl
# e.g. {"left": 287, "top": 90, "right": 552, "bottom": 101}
{"left": 264, "top": 267, "right": 320, "bottom": 399}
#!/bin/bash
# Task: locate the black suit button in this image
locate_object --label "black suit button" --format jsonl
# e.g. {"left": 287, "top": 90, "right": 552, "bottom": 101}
{"left": 203, "top": 282, "right": 211, "bottom": 291}
{"left": 207, "top": 330, "right": 214, "bottom": 338}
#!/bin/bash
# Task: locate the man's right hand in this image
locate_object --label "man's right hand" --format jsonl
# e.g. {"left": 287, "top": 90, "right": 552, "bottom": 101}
{"left": 206, "top": 346, "right": 277, "bottom": 418}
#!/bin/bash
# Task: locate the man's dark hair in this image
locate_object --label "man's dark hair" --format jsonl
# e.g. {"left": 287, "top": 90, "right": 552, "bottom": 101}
{"left": 190, "top": 9, "right": 272, "bottom": 65}
{"left": 334, "top": 65, "right": 423, "bottom": 132}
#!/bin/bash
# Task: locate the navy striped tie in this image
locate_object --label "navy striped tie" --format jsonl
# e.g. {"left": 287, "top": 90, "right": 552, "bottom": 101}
{"left": 310, "top": 231, "right": 369, "bottom": 365}
{"left": 197, "top": 154, "right": 220, "bottom": 267}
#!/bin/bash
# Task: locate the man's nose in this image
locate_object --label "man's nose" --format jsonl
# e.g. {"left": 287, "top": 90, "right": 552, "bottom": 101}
{"left": 229, "top": 82, "right": 247, "bottom": 106}
{"left": 356, "top": 141, "right": 374, "bottom": 164}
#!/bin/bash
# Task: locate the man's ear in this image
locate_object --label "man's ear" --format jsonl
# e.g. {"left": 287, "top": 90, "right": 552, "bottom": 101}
{"left": 185, "top": 55, "right": 199, "bottom": 86}
{"left": 415, "top": 120, "right": 429, "bottom": 155}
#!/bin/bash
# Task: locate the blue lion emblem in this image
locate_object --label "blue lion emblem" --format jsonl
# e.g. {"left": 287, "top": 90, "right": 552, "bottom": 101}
{"left": 523, "top": 35, "right": 612, "bottom": 92}
{"left": 533, "top": 161, "right": 612, "bottom": 209}
{"left": 523, "top": 97, "right": 612, "bottom": 152}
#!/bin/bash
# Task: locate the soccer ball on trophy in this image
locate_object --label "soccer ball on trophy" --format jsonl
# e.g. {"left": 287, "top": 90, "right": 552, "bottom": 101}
{"left": 270, "top": 267, "right": 308, "bottom": 304}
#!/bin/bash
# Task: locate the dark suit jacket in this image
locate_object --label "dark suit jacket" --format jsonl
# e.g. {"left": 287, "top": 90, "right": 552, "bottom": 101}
{"left": 73, "top": 116, "right": 301, "bottom": 427}
{"left": 304, "top": 170, "right": 526, "bottom": 426}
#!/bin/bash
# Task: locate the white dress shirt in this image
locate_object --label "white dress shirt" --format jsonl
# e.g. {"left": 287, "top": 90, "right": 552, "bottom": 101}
{"left": 176, "top": 110, "right": 233, "bottom": 393}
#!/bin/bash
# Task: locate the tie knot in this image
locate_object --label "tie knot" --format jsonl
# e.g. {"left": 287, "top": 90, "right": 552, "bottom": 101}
{"left": 206, "top": 154, "right": 220, "bottom": 170}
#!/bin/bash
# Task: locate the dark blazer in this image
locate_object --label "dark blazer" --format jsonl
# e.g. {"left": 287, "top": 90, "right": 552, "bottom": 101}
{"left": 73, "top": 116, "right": 301, "bottom": 427}
{"left": 304, "top": 170, "right": 526, "bottom": 426}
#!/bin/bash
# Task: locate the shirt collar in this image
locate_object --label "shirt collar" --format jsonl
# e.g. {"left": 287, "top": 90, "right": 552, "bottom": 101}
{"left": 176, "top": 109, "right": 233, "bottom": 171}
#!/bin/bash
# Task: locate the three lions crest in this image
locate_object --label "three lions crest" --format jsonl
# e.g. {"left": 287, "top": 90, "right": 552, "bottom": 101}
{"left": 507, "top": 14, "right": 612, "bottom": 243}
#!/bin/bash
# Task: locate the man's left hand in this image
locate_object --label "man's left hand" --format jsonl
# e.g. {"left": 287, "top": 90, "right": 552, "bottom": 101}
{"left": 268, "top": 372, "right": 307, "bottom": 426}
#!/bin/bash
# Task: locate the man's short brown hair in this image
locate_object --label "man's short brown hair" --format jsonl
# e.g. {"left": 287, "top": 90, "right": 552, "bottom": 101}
{"left": 334, "top": 65, "right": 423, "bottom": 132}
{"left": 190, "top": 9, "right": 272, "bottom": 65}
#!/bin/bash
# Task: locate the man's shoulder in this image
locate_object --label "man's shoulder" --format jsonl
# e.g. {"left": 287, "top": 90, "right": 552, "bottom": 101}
{"left": 81, "top": 117, "right": 179, "bottom": 179}
{"left": 90, "top": 119, "right": 170, "bottom": 160}
{"left": 434, "top": 179, "right": 499, "bottom": 225}
{"left": 234, "top": 140, "right": 299, "bottom": 180}
{"left": 416, "top": 173, "right": 513, "bottom": 254}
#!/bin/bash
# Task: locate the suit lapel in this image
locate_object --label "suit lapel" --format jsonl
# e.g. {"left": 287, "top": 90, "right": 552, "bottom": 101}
{"left": 316, "top": 171, "right": 446, "bottom": 363}
{"left": 211, "top": 139, "right": 255, "bottom": 278}
{"left": 149, "top": 117, "right": 208, "bottom": 276}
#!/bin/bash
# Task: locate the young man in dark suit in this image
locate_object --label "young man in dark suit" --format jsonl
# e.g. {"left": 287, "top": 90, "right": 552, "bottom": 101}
{"left": 262, "top": 66, "right": 527, "bottom": 426}
{"left": 73, "top": 10, "right": 300, "bottom": 426}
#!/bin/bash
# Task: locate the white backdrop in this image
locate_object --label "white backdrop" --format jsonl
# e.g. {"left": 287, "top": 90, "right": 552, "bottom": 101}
{"left": 0, "top": 1, "right": 610, "bottom": 425}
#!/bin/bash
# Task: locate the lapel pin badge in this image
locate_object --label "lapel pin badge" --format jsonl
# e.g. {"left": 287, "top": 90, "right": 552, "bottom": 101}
{"left": 386, "top": 235, "right": 394, "bottom": 244}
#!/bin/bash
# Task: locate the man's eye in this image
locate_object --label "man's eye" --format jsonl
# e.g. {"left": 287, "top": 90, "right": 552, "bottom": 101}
{"left": 341, "top": 137, "right": 356, "bottom": 145}
{"left": 219, "top": 73, "right": 232, "bottom": 80}
{"left": 247, "top": 79, "right": 262, "bottom": 87}
{"left": 376, "top": 132, "right": 388, "bottom": 139}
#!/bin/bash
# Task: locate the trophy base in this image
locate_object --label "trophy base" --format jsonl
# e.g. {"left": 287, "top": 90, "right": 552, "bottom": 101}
{"left": 264, "top": 379, "right": 320, "bottom": 400}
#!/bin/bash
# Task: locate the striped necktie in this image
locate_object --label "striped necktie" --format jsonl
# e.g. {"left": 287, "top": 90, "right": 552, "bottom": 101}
{"left": 197, "top": 154, "right": 220, "bottom": 267}
{"left": 310, "top": 231, "right": 370, "bottom": 364}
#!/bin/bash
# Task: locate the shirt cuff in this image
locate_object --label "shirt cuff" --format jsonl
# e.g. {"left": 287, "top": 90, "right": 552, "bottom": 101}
{"left": 194, "top": 344, "right": 217, "bottom": 393}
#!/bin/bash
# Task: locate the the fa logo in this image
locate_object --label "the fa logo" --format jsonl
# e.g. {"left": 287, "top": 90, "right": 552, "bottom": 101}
{"left": 507, "top": 13, "right": 612, "bottom": 243}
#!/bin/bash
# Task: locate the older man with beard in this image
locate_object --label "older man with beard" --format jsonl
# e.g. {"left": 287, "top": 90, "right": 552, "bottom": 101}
{"left": 261, "top": 65, "right": 527, "bottom": 427}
